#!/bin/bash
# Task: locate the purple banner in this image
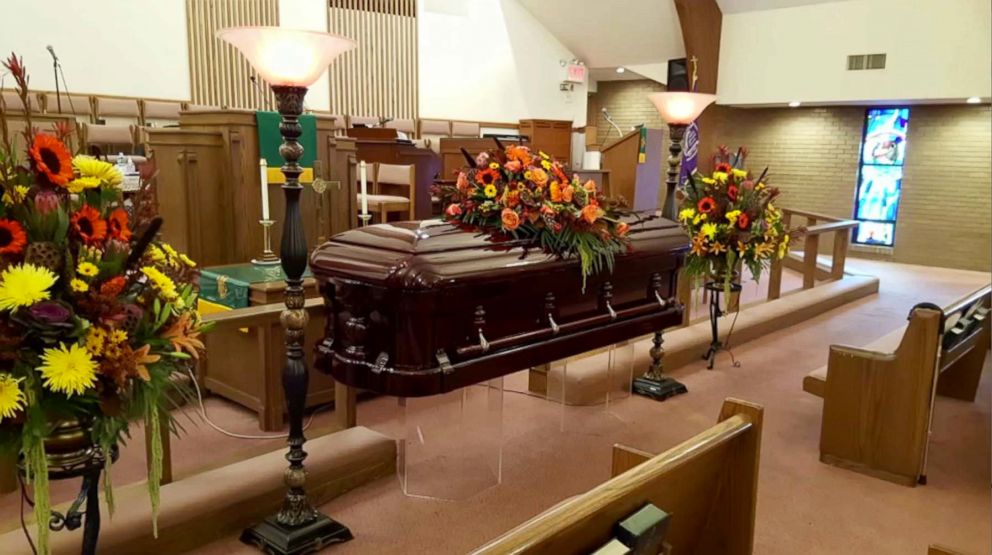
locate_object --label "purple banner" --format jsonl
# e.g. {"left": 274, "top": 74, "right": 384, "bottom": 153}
{"left": 680, "top": 119, "right": 699, "bottom": 183}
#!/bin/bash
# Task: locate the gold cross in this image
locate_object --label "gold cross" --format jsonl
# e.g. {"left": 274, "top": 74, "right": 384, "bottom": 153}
{"left": 690, "top": 55, "right": 699, "bottom": 91}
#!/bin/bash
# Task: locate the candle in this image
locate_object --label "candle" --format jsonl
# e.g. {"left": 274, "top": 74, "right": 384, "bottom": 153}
{"left": 259, "top": 158, "right": 270, "bottom": 221}
{"left": 359, "top": 160, "right": 369, "bottom": 217}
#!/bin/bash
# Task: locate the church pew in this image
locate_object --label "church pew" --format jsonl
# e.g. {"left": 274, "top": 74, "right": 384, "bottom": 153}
{"left": 803, "top": 285, "right": 990, "bottom": 485}
{"left": 473, "top": 398, "right": 763, "bottom": 555}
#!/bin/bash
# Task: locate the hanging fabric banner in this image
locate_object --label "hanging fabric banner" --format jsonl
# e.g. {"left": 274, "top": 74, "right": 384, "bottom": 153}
{"left": 680, "top": 119, "right": 699, "bottom": 183}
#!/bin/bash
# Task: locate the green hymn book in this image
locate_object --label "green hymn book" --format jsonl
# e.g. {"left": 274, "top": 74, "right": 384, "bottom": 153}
{"left": 255, "top": 111, "right": 318, "bottom": 184}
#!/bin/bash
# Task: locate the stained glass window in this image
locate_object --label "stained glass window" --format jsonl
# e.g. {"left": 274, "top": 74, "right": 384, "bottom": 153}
{"left": 853, "top": 108, "right": 909, "bottom": 246}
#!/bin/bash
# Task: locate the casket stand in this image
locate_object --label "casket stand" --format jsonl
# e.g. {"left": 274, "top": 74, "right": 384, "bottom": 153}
{"left": 311, "top": 216, "right": 688, "bottom": 397}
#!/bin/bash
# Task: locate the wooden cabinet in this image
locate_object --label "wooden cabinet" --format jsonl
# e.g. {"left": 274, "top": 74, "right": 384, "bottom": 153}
{"left": 518, "top": 119, "right": 572, "bottom": 166}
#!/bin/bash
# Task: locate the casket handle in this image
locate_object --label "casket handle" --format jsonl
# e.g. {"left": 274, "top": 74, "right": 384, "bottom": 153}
{"left": 478, "top": 329, "right": 490, "bottom": 353}
{"left": 655, "top": 291, "right": 668, "bottom": 308}
{"left": 548, "top": 314, "right": 560, "bottom": 335}
{"left": 605, "top": 301, "right": 618, "bottom": 320}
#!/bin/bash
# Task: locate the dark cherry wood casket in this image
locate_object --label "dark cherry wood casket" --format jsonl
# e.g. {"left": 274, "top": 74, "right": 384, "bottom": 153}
{"left": 311, "top": 217, "right": 688, "bottom": 397}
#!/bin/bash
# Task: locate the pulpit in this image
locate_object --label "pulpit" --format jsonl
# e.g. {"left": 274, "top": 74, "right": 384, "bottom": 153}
{"left": 439, "top": 137, "right": 521, "bottom": 178}
{"left": 347, "top": 127, "right": 441, "bottom": 220}
{"left": 144, "top": 109, "right": 358, "bottom": 266}
{"left": 601, "top": 128, "right": 663, "bottom": 211}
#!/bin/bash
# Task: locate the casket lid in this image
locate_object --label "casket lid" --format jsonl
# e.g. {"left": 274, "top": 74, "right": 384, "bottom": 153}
{"left": 325, "top": 214, "right": 679, "bottom": 255}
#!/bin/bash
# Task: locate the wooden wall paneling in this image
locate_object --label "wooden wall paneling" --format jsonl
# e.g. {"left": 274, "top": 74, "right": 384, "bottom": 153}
{"left": 674, "top": 0, "right": 722, "bottom": 173}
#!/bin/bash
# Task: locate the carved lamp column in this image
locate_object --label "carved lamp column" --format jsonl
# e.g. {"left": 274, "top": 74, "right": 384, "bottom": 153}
{"left": 218, "top": 26, "right": 356, "bottom": 554}
{"left": 634, "top": 92, "right": 716, "bottom": 401}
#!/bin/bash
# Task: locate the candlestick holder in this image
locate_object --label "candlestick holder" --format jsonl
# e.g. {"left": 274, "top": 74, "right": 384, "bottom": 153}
{"left": 252, "top": 219, "right": 281, "bottom": 266}
{"left": 359, "top": 213, "right": 372, "bottom": 228}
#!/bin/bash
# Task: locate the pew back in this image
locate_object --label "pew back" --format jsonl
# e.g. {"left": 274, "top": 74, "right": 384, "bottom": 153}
{"left": 936, "top": 285, "right": 991, "bottom": 401}
{"left": 473, "top": 398, "right": 763, "bottom": 555}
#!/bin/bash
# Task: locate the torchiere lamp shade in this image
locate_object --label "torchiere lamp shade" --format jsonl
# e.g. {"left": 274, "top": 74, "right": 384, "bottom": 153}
{"left": 647, "top": 92, "right": 718, "bottom": 125}
{"left": 217, "top": 26, "right": 356, "bottom": 87}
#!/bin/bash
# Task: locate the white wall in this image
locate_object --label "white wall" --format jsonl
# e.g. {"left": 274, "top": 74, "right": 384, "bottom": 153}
{"left": 718, "top": 0, "right": 992, "bottom": 105}
{"left": 0, "top": 0, "right": 190, "bottom": 100}
{"left": 418, "top": 0, "right": 587, "bottom": 126}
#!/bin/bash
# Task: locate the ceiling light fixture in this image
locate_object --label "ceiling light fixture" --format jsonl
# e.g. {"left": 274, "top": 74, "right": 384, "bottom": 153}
{"left": 966, "top": 96, "right": 981, "bottom": 104}
{"left": 788, "top": 101, "right": 801, "bottom": 108}
{"left": 616, "top": 67, "right": 625, "bottom": 74}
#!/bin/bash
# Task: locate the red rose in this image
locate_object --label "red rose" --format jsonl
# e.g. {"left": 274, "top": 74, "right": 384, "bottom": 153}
{"left": 715, "top": 163, "right": 732, "bottom": 174}
{"left": 697, "top": 197, "right": 716, "bottom": 213}
{"left": 445, "top": 203, "right": 462, "bottom": 217}
{"left": 737, "top": 212, "right": 750, "bottom": 230}
{"left": 727, "top": 185, "right": 739, "bottom": 201}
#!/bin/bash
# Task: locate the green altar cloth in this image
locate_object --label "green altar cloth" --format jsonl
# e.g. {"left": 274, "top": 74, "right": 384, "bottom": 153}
{"left": 199, "top": 263, "right": 313, "bottom": 309}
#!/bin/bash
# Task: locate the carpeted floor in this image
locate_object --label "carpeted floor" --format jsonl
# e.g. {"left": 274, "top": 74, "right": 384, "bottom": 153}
{"left": 1, "top": 258, "right": 989, "bottom": 554}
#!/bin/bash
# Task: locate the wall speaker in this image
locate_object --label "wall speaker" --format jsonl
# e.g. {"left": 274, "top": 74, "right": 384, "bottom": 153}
{"left": 667, "top": 58, "right": 689, "bottom": 91}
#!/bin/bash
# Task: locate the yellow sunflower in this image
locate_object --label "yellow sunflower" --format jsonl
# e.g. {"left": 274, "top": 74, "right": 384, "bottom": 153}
{"left": 38, "top": 343, "right": 98, "bottom": 397}
{"left": 0, "top": 263, "right": 57, "bottom": 311}
{"left": 85, "top": 327, "right": 107, "bottom": 356}
{"left": 72, "top": 155, "right": 123, "bottom": 187}
{"left": 67, "top": 176, "right": 101, "bottom": 194}
{"left": 483, "top": 184, "right": 498, "bottom": 198}
{"left": 70, "top": 279, "right": 89, "bottom": 293}
{"left": 0, "top": 374, "right": 25, "bottom": 421}
{"left": 77, "top": 261, "right": 99, "bottom": 278}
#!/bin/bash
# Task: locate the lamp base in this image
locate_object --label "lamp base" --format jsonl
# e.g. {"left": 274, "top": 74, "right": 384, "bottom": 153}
{"left": 240, "top": 514, "right": 352, "bottom": 555}
{"left": 251, "top": 254, "right": 282, "bottom": 266}
{"left": 632, "top": 375, "right": 688, "bottom": 401}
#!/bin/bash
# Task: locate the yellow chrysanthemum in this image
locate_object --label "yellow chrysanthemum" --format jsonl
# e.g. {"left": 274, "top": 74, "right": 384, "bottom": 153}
{"left": 178, "top": 253, "right": 197, "bottom": 268}
{"left": 731, "top": 168, "right": 748, "bottom": 180}
{"left": 85, "top": 327, "right": 107, "bottom": 356}
{"left": 701, "top": 222, "right": 718, "bottom": 240}
{"left": 692, "top": 213, "right": 707, "bottom": 225}
{"left": 0, "top": 263, "right": 57, "bottom": 311}
{"left": 141, "top": 266, "right": 178, "bottom": 300}
{"left": 701, "top": 177, "right": 716, "bottom": 185}
{"left": 713, "top": 172, "right": 728, "bottom": 183}
{"left": 161, "top": 243, "right": 179, "bottom": 259}
{"left": 1, "top": 185, "right": 29, "bottom": 206}
{"left": 541, "top": 160, "right": 551, "bottom": 170}
{"left": 77, "top": 261, "right": 99, "bottom": 278}
{"left": 67, "top": 176, "right": 101, "bottom": 194}
{"left": 0, "top": 374, "right": 25, "bottom": 421}
{"left": 72, "top": 155, "right": 123, "bottom": 187}
{"left": 756, "top": 182, "right": 766, "bottom": 190}
{"left": 678, "top": 208, "right": 696, "bottom": 222}
{"left": 725, "top": 210, "right": 741, "bottom": 226}
{"left": 38, "top": 343, "right": 98, "bottom": 397}
{"left": 778, "top": 234, "right": 791, "bottom": 259}
{"left": 110, "top": 329, "right": 128, "bottom": 344}
{"left": 483, "top": 184, "right": 498, "bottom": 198}
{"left": 70, "top": 279, "right": 89, "bottom": 293}
{"left": 147, "top": 244, "right": 166, "bottom": 263}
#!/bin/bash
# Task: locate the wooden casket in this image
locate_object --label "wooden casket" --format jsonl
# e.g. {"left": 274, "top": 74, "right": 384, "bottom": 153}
{"left": 311, "top": 217, "right": 688, "bottom": 397}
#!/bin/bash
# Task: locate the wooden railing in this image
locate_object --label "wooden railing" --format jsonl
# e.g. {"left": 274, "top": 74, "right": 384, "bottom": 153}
{"left": 768, "top": 208, "right": 859, "bottom": 300}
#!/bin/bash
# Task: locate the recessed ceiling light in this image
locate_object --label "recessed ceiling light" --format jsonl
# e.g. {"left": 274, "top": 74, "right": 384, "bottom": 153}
{"left": 788, "top": 101, "right": 801, "bottom": 108}
{"left": 616, "top": 67, "right": 625, "bottom": 74}
{"left": 966, "top": 96, "right": 981, "bottom": 104}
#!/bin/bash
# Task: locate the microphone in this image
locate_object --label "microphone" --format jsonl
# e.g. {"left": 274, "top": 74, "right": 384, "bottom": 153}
{"left": 249, "top": 75, "right": 273, "bottom": 109}
{"left": 378, "top": 117, "right": 393, "bottom": 127}
{"left": 600, "top": 107, "right": 623, "bottom": 144}
{"left": 46, "top": 45, "right": 58, "bottom": 63}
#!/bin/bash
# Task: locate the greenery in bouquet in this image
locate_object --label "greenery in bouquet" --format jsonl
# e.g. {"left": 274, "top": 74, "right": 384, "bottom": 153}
{"left": 0, "top": 53, "right": 208, "bottom": 553}
{"left": 677, "top": 146, "right": 792, "bottom": 293}
{"left": 434, "top": 145, "right": 631, "bottom": 287}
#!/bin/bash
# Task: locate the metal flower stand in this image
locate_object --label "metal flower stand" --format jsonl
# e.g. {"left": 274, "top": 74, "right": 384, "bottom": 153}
{"left": 702, "top": 280, "right": 743, "bottom": 370}
{"left": 22, "top": 444, "right": 119, "bottom": 555}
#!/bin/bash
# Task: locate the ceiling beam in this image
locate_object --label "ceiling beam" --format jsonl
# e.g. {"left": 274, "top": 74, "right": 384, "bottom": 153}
{"left": 674, "top": 0, "right": 722, "bottom": 93}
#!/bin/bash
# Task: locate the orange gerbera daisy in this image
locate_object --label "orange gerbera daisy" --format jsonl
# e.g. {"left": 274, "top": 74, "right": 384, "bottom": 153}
{"left": 0, "top": 219, "right": 27, "bottom": 255}
{"left": 107, "top": 208, "right": 132, "bottom": 241}
{"left": 99, "top": 276, "right": 127, "bottom": 297}
{"left": 28, "top": 134, "right": 74, "bottom": 186}
{"left": 70, "top": 205, "right": 108, "bottom": 245}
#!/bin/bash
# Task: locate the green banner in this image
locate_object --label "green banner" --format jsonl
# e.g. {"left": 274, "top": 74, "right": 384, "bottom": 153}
{"left": 256, "top": 111, "right": 317, "bottom": 184}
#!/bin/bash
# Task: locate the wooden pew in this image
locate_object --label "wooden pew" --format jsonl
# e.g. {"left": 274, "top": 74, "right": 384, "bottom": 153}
{"left": 473, "top": 398, "right": 763, "bottom": 555}
{"left": 803, "top": 285, "right": 991, "bottom": 485}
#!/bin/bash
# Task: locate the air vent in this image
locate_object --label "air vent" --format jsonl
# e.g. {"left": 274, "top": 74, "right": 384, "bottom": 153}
{"left": 847, "top": 53, "right": 886, "bottom": 70}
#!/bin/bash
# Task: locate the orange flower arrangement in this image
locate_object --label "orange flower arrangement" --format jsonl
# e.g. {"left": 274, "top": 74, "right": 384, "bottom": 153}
{"left": 0, "top": 219, "right": 27, "bottom": 255}
{"left": 108, "top": 208, "right": 132, "bottom": 241}
{"left": 28, "top": 134, "right": 74, "bottom": 186}
{"left": 70, "top": 205, "right": 108, "bottom": 245}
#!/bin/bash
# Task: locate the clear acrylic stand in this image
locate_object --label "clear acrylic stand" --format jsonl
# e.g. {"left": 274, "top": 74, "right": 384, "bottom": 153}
{"left": 397, "top": 377, "right": 504, "bottom": 500}
{"left": 546, "top": 341, "right": 635, "bottom": 432}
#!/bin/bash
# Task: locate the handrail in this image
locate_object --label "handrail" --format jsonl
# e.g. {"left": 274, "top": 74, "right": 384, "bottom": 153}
{"left": 804, "top": 219, "right": 859, "bottom": 235}
{"left": 781, "top": 207, "right": 848, "bottom": 222}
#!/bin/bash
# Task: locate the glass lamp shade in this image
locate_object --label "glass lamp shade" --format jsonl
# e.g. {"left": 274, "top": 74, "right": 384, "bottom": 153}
{"left": 217, "top": 26, "right": 356, "bottom": 87}
{"left": 647, "top": 92, "right": 717, "bottom": 125}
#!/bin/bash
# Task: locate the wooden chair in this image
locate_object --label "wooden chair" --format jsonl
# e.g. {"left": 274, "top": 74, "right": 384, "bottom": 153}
{"left": 141, "top": 99, "right": 182, "bottom": 126}
{"left": 417, "top": 119, "right": 452, "bottom": 153}
{"left": 361, "top": 162, "right": 415, "bottom": 223}
{"left": 451, "top": 121, "right": 481, "bottom": 138}
{"left": 39, "top": 92, "right": 93, "bottom": 122}
{"left": 94, "top": 96, "right": 141, "bottom": 126}
{"left": 803, "top": 285, "right": 990, "bottom": 486}
{"left": 473, "top": 398, "right": 763, "bottom": 555}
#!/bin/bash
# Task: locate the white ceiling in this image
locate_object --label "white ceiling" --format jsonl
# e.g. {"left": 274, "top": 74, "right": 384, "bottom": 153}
{"left": 517, "top": 0, "right": 685, "bottom": 71}
{"left": 716, "top": 0, "right": 846, "bottom": 13}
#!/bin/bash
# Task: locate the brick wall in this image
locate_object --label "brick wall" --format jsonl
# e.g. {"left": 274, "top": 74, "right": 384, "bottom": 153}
{"left": 705, "top": 105, "right": 991, "bottom": 272}
{"left": 588, "top": 79, "right": 666, "bottom": 147}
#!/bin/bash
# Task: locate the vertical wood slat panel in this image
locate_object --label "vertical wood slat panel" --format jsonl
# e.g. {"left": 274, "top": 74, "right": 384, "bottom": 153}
{"left": 327, "top": 0, "right": 417, "bottom": 120}
{"left": 185, "top": 0, "right": 278, "bottom": 110}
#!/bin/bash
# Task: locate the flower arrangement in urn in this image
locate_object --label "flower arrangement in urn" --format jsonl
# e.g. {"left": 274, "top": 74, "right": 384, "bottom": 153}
{"left": 434, "top": 145, "right": 631, "bottom": 285}
{"left": 677, "top": 146, "right": 792, "bottom": 291}
{"left": 0, "top": 53, "right": 208, "bottom": 552}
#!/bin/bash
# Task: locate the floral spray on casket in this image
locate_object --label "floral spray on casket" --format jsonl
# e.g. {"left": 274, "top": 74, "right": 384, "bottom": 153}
{"left": 0, "top": 52, "right": 210, "bottom": 553}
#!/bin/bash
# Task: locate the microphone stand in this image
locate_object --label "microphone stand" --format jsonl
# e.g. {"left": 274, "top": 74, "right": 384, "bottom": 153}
{"left": 52, "top": 57, "right": 61, "bottom": 113}
{"left": 58, "top": 61, "right": 76, "bottom": 115}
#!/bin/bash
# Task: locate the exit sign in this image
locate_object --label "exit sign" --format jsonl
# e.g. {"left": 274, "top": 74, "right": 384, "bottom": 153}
{"left": 565, "top": 63, "right": 586, "bottom": 83}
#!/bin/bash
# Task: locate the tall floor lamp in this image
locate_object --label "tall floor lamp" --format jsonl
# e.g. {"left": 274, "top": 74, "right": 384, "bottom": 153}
{"left": 218, "top": 26, "right": 356, "bottom": 554}
{"left": 633, "top": 91, "right": 716, "bottom": 400}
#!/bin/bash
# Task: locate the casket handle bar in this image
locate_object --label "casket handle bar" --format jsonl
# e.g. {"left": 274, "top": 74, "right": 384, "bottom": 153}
{"left": 545, "top": 292, "right": 560, "bottom": 335}
{"left": 655, "top": 291, "right": 668, "bottom": 308}
{"left": 548, "top": 314, "right": 560, "bottom": 335}
{"left": 474, "top": 305, "right": 490, "bottom": 353}
{"left": 371, "top": 352, "right": 390, "bottom": 374}
{"left": 456, "top": 300, "right": 679, "bottom": 358}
